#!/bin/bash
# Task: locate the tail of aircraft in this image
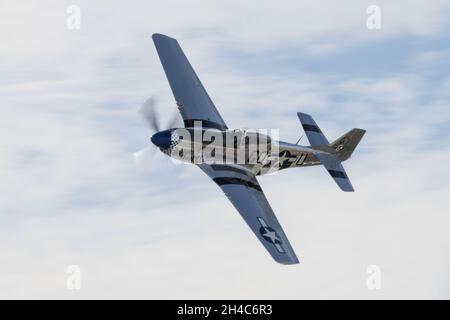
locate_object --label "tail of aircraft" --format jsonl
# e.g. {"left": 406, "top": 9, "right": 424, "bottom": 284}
{"left": 297, "top": 112, "right": 366, "bottom": 192}
{"left": 329, "top": 128, "right": 366, "bottom": 161}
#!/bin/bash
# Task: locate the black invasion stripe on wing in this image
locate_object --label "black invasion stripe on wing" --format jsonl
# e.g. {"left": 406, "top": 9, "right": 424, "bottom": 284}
{"left": 210, "top": 164, "right": 251, "bottom": 177}
{"left": 213, "top": 177, "right": 262, "bottom": 192}
{"left": 184, "top": 119, "right": 227, "bottom": 131}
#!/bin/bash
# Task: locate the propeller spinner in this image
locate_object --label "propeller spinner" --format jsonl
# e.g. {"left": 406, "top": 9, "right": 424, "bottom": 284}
{"left": 133, "top": 96, "right": 180, "bottom": 163}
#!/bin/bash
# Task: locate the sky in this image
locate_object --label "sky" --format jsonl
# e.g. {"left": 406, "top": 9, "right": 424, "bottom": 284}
{"left": 1, "top": 0, "right": 450, "bottom": 299}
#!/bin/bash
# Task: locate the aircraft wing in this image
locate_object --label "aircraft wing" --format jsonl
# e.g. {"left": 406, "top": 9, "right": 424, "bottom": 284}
{"left": 198, "top": 163, "right": 299, "bottom": 265}
{"left": 152, "top": 33, "right": 228, "bottom": 131}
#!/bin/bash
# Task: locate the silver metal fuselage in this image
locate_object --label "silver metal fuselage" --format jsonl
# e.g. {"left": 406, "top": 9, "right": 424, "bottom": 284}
{"left": 155, "top": 128, "right": 325, "bottom": 176}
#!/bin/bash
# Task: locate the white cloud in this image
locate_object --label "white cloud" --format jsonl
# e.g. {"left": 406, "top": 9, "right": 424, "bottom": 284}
{"left": 0, "top": 0, "right": 450, "bottom": 299}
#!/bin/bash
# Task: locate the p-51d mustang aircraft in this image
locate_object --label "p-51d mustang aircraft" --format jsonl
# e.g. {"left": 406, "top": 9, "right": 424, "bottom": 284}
{"left": 142, "top": 33, "right": 365, "bottom": 265}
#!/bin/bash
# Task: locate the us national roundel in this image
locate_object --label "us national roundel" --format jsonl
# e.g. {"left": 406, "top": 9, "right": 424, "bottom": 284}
{"left": 259, "top": 226, "right": 282, "bottom": 245}
{"left": 335, "top": 137, "right": 349, "bottom": 151}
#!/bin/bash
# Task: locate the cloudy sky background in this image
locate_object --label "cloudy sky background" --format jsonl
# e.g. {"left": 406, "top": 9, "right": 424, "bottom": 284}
{"left": 1, "top": 0, "right": 450, "bottom": 298}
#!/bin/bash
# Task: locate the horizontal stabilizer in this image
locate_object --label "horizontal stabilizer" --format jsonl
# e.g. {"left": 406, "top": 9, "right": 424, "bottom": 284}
{"left": 314, "top": 152, "right": 354, "bottom": 192}
{"left": 297, "top": 112, "right": 329, "bottom": 146}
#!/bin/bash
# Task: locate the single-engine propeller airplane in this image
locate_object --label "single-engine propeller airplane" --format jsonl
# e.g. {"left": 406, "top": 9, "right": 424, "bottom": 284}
{"left": 138, "top": 33, "right": 366, "bottom": 264}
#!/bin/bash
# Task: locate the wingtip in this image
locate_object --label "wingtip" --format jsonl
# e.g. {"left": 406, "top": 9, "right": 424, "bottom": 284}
{"left": 152, "top": 33, "right": 175, "bottom": 41}
{"left": 279, "top": 258, "right": 300, "bottom": 265}
{"left": 152, "top": 33, "right": 163, "bottom": 41}
{"left": 275, "top": 254, "right": 300, "bottom": 265}
{"left": 340, "top": 182, "right": 355, "bottom": 192}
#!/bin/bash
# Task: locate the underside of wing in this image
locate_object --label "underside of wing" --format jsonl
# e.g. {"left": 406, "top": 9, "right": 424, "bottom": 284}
{"left": 152, "top": 33, "right": 227, "bottom": 131}
{"left": 198, "top": 163, "right": 299, "bottom": 265}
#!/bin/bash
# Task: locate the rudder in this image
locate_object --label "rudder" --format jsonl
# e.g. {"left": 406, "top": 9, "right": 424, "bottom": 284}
{"left": 330, "top": 128, "right": 366, "bottom": 161}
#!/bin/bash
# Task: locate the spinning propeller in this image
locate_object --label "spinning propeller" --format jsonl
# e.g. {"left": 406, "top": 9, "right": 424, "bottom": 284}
{"left": 133, "top": 97, "right": 180, "bottom": 164}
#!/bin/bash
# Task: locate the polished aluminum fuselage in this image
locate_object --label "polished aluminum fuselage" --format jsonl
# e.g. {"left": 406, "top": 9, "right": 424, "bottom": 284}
{"left": 161, "top": 128, "right": 329, "bottom": 176}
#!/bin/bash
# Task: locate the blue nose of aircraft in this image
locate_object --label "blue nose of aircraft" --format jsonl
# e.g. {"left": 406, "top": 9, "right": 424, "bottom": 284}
{"left": 151, "top": 130, "right": 172, "bottom": 149}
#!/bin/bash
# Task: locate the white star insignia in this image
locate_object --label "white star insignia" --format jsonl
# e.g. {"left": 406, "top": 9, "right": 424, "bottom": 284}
{"left": 262, "top": 228, "right": 280, "bottom": 243}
